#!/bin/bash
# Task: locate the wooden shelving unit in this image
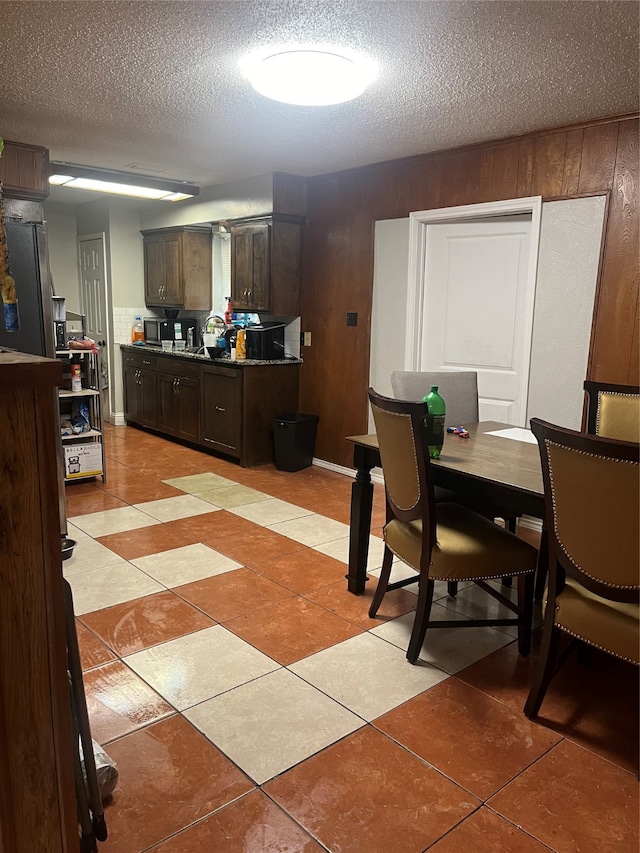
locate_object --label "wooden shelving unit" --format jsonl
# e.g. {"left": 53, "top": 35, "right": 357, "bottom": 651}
{"left": 56, "top": 350, "right": 106, "bottom": 483}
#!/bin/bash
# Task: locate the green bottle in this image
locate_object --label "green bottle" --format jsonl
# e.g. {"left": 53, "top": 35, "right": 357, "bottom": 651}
{"left": 423, "top": 385, "right": 446, "bottom": 459}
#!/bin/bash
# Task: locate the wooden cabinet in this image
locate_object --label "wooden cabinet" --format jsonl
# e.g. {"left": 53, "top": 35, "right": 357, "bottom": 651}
{"left": 123, "top": 351, "right": 158, "bottom": 429}
{"left": 157, "top": 357, "right": 200, "bottom": 443}
{"left": 141, "top": 226, "right": 212, "bottom": 311}
{"left": 0, "top": 140, "right": 50, "bottom": 200}
{"left": 121, "top": 346, "right": 300, "bottom": 466}
{"left": 0, "top": 353, "right": 77, "bottom": 852}
{"left": 230, "top": 214, "right": 303, "bottom": 316}
{"left": 201, "top": 364, "right": 242, "bottom": 458}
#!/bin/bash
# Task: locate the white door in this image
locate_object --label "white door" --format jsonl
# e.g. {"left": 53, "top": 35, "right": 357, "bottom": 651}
{"left": 420, "top": 215, "right": 535, "bottom": 425}
{"left": 78, "top": 236, "right": 110, "bottom": 416}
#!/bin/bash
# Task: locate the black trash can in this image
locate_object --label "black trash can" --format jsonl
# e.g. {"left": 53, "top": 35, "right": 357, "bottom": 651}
{"left": 273, "top": 413, "right": 319, "bottom": 472}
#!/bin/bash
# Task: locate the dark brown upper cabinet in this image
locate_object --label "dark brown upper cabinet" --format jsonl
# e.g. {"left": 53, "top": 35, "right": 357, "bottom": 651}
{"left": 229, "top": 214, "right": 303, "bottom": 316}
{"left": 0, "top": 140, "right": 50, "bottom": 200}
{"left": 141, "top": 225, "right": 212, "bottom": 311}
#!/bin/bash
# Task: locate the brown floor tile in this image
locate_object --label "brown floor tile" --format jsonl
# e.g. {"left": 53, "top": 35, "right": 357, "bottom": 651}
{"left": 83, "top": 660, "right": 174, "bottom": 745}
{"left": 225, "top": 596, "right": 364, "bottom": 665}
{"left": 169, "top": 509, "right": 260, "bottom": 541}
{"left": 65, "top": 489, "right": 128, "bottom": 517}
{"left": 100, "top": 715, "right": 254, "bottom": 852}
{"left": 375, "top": 678, "right": 560, "bottom": 800}
{"left": 96, "top": 524, "right": 197, "bottom": 561}
{"left": 489, "top": 740, "right": 640, "bottom": 853}
{"left": 565, "top": 669, "right": 639, "bottom": 775}
{"left": 174, "top": 568, "right": 294, "bottom": 622}
{"left": 216, "top": 527, "right": 307, "bottom": 566}
{"left": 306, "top": 579, "right": 417, "bottom": 629}
{"left": 103, "top": 480, "right": 185, "bottom": 505}
{"left": 75, "top": 620, "right": 116, "bottom": 670}
{"left": 429, "top": 807, "right": 554, "bottom": 853}
{"left": 264, "top": 726, "right": 480, "bottom": 853}
{"left": 150, "top": 790, "right": 325, "bottom": 852}
{"left": 457, "top": 638, "right": 608, "bottom": 725}
{"left": 248, "top": 547, "right": 347, "bottom": 594}
{"left": 79, "top": 591, "right": 215, "bottom": 656}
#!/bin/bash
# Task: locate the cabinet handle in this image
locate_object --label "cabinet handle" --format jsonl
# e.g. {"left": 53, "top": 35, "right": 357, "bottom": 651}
{"left": 215, "top": 406, "right": 226, "bottom": 412}
{"left": 142, "top": 360, "right": 151, "bottom": 365}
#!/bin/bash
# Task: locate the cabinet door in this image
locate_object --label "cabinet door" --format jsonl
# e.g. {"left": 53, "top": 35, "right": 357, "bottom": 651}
{"left": 139, "top": 368, "right": 158, "bottom": 429}
{"left": 124, "top": 366, "right": 141, "bottom": 422}
{"left": 144, "top": 236, "right": 165, "bottom": 305}
{"left": 162, "top": 233, "right": 183, "bottom": 306}
{"left": 177, "top": 377, "right": 200, "bottom": 442}
{"left": 231, "top": 222, "right": 270, "bottom": 311}
{"left": 158, "top": 373, "right": 180, "bottom": 435}
{"left": 201, "top": 368, "right": 242, "bottom": 457}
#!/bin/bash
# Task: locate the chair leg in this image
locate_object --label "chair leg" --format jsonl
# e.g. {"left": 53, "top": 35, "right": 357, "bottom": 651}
{"left": 501, "top": 576, "right": 513, "bottom": 587}
{"left": 517, "top": 573, "right": 535, "bottom": 657}
{"left": 368, "top": 545, "right": 394, "bottom": 618}
{"left": 524, "top": 619, "right": 561, "bottom": 718}
{"left": 407, "top": 576, "right": 435, "bottom": 663}
{"left": 506, "top": 516, "right": 518, "bottom": 534}
{"left": 447, "top": 581, "right": 458, "bottom": 596}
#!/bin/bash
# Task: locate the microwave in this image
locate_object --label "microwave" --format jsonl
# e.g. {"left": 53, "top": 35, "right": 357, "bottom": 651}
{"left": 245, "top": 323, "right": 285, "bottom": 360}
{"left": 144, "top": 317, "right": 199, "bottom": 347}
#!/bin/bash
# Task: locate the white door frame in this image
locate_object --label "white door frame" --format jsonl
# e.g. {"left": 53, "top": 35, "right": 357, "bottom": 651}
{"left": 77, "top": 232, "right": 113, "bottom": 420}
{"left": 405, "top": 197, "right": 542, "bottom": 425}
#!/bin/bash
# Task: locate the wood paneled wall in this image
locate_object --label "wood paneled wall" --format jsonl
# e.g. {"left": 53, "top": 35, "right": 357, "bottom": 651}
{"left": 300, "top": 115, "right": 639, "bottom": 467}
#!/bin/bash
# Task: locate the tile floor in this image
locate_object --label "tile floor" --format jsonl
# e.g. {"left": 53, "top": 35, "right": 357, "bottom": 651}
{"left": 66, "top": 423, "right": 639, "bottom": 852}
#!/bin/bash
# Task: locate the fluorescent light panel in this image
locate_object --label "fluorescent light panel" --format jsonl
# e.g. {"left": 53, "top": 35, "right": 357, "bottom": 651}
{"left": 49, "top": 162, "right": 199, "bottom": 201}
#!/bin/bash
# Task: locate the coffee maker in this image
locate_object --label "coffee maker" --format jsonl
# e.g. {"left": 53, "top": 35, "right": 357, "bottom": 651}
{"left": 52, "top": 296, "right": 67, "bottom": 349}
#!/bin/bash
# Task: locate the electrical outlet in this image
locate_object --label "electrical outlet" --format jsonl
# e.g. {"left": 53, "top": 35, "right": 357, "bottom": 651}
{"left": 346, "top": 312, "right": 358, "bottom": 326}
{"left": 303, "top": 331, "right": 312, "bottom": 347}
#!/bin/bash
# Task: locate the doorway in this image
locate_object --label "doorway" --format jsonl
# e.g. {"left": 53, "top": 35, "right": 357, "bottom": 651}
{"left": 77, "top": 234, "right": 111, "bottom": 419}
{"left": 406, "top": 198, "right": 542, "bottom": 427}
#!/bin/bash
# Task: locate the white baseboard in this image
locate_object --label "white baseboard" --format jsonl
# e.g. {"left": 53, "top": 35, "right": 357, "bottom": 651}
{"left": 111, "top": 412, "right": 126, "bottom": 426}
{"left": 312, "top": 457, "right": 383, "bottom": 486}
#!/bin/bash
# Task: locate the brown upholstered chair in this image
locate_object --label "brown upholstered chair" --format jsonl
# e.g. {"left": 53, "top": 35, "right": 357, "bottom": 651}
{"left": 524, "top": 418, "right": 640, "bottom": 718}
{"left": 368, "top": 388, "right": 538, "bottom": 663}
{"left": 391, "top": 369, "right": 521, "bottom": 595}
{"left": 583, "top": 380, "right": 640, "bottom": 442}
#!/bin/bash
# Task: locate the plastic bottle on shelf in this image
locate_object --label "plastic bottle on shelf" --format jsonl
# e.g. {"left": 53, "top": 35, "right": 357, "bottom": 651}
{"left": 423, "top": 385, "right": 446, "bottom": 459}
{"left": 131, "top": 316, "right": 144, "bottom": 343}
{"left": 70, "top": 362, "right": 82, "bottom": 393}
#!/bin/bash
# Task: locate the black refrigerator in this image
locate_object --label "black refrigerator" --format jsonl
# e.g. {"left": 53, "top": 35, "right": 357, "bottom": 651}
{"left": 1, "top": 195, "right": 67, "bottom": 536}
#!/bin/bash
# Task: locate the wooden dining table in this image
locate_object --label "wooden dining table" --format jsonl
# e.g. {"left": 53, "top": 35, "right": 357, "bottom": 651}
{"left": 345, "top": 421, "right": 546, "bottom": 596}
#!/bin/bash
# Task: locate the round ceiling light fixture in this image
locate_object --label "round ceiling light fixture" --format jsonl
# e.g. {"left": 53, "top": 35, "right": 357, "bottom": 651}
{"left": 240, "top": 45, "right": 378, "bottom": 106}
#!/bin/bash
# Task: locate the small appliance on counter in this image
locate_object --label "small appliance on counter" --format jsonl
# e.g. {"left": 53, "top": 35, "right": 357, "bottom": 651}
{"left": 144, "top": 317, "right": 200, "bottom": 348}
{"left": 245, "top": 322, "right": 285, "bottom": 360}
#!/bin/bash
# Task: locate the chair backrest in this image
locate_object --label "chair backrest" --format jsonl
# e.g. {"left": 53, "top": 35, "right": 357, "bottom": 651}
{"left": 368, "top": 388, "right": 436, "bottom": 542}
{"left": 390, "top": 371, "right": 479, "bottom": 425}
{"left": 530, "top": 417, "right": 640, "bottom": 601}
{"left": 583, "top": 380, "right": 640, "bottom": 442}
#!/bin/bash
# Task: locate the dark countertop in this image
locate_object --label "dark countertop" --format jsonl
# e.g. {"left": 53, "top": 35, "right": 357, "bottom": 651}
{"left": 120, "top": 343, "right": 301, "bottom": 367}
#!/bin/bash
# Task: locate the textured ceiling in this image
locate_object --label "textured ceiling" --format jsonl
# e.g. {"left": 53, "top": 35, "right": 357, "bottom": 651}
{"left": 0, "top": 1, "right": 637, "bottom": 190}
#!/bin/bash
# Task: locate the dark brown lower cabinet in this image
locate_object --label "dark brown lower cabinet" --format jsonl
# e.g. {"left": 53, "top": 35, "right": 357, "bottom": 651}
{"left": 158, "top": 372, "right": 200, "bottom": 443}
{"left": 122, "top": 348, "right": 300, "bottom": 466}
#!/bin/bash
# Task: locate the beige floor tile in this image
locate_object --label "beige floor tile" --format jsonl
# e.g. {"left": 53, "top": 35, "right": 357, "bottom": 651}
{"left": 370, "top": 603, "right": 514, "bottom": 674}
{"left": 197, "top": 484, "right": 270, "bottom": 509}
{"left": 124, "top": 625, "right": 279, "bottom": 710}
{"left": 162, "top": 472, "right": 238, "bottom": 493}
{"left": 289, "top": 632, "right": 449, "bottom": 721}
{"left": 229, "top": 498, "right": 313, "bottom": 526}
{"left": 133, "top": 494, "right": 219, "bottom": 522}
{"left": 185, "top": 669, "right": 364, "bottom": 783}
{"left": 67, "top": 562, "right": 165, "bottom": 616}
{"left": 68, "top": 506, "right": 159, "bottom": 538}
{"left": 132, "top": 543, "right": 242, "bottom": 587}
{"left": 313, "top": 534, "right": 386, "bottom": 569}
{"left": 63, "top": 536, "right": 126, "bottom": 576}
{"left": 438, "top": 580, "right": 543, "bottom": 638}
{"left": 268, "top": 513, "right": 351, "bottom": 547}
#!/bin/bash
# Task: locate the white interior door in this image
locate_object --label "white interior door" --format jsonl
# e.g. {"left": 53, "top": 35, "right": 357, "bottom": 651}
{"left": 78, "top": 236, "right": 110, "bottom": 414}
{"left": 420, "top": 215, "right": 534, "bottom": 425}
